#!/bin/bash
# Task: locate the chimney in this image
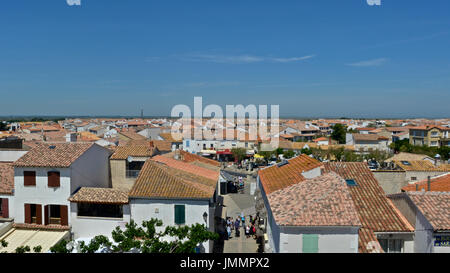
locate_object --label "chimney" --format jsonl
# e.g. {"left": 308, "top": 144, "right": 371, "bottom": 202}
{"left": 149, "top": 141, "right": 154, "bottom": 148}
{"left": 427, "top": 176, "right": 431, "bottom": 191}
{"left": 415, "top": 184, "right": 419, "bottom": 191}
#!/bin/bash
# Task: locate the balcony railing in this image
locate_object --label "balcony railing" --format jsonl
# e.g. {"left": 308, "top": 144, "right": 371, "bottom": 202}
{"left": 126, "top": 170, "right": 140, "bottom": 178}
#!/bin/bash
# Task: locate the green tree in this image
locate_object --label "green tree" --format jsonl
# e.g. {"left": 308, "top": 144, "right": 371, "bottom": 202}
{"left": 15, "top": 245, "right": 31, "bottom": 253}
{"left": 0, "top": 121, "right": 7, "bottom": 131}
{"left": 231, "top": 148, "right": 247, "bottom": 162}
{"left": 33, "top": 245, "right": 42, "bottom": 253}
{"left": 51, "top": 219, "right": 218, "bottom": 253}
{"left": 282, "top": 150, "right": 295, "bottom": 159}
{"left": 331, "top": 124, "right": 347, "bottom": 144}
{"left": 301, "top": 148, "right": 312, "bottom": 155}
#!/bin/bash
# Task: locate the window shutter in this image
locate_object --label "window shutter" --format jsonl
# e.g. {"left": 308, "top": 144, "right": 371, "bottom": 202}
{"left": 1, "top": 199, "right": 8, "bottom": 218}
{"left": 48, "top": 172, "right": 60, "bottom": 187}
{"left": 24, "top": 171, "right": 36, "bottom": 186}
{"left": 60, "top": 205, "right": 68, "bottom": 226}
{"left": 24, "top": 204, "right": 31, "bottom": 224}
{"left": 44, "top": 205, "right": 49, "bottom": 225}
{"left": 174, "top": 205, "right": 185, "bottom": 225}
{"left": 35, "top": 204, "right": 42, "bottom": 225}
{"left": 302, "top": 234, "right": 319, "bottom": 253}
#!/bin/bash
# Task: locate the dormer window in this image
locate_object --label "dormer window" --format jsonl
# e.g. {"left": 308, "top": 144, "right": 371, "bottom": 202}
{"left": 48, "top": 171, "right": 60, "bottom": 187}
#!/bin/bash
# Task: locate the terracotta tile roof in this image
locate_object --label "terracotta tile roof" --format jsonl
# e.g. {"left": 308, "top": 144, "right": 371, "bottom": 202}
{"left": 159, "top": 133, "right": 183, "bottom": 142}
{"left": 407, "top": 192, "right": 450, "bottom": 231}
{"left": 324, "top": 162, "right": 414, "bottom": 253}
{"left": 394, "top": 160, "right": 450, "bottom": 172}
{"left": 12, "top": 223, "right": 70, "bottom": 230}
{"left": 178, "top": 150, "right": 220, "bottom": 167}
{"left": 129, "top": 160, "right": 216, "bottom": 199}
{"left": 151, "top": 155, "right": 219, "bottom": 181}
{"left": 126, "top": 139, "right": 172, "bottom": 152}
{"left": 119, "top": 130, "right": 146, "bottom": 140}
{"left": 358, "top": 228, "right": 383, "bottom": 253}
{"left": 151, "top": 140, "right": 172, "bottom": 152}
{"left": 352, "top": 133, "right": 387, "bottom": 141}
{"left": 13, "top": 143, "right": 94, "bottom": 168}
{"left": 385, "top": 152, "right": 432, "bottom": 162}
{"left": 69, "top": 187, "right": 129, "bottom": 204}
{"left": 259, "top": 155, "right": 323, "bottom": 194}
{"left": 0, "top": 162, "right": 14, "bottom": 195}
{"left": 268, "top": 172, "right": 361, "bottom": 227}
{"left": 313, "top": 137, "right": 328, "bottom": 142}
{"left": 402, "top": 173, "right": 450, "bottom": 192}
{"left": 110, "top": 145, "right": 158, "bottom": 160}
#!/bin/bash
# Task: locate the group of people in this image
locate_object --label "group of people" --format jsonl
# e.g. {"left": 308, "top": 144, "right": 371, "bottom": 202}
{"left": 225, "top": 213, "right": 259, "bottom": 240}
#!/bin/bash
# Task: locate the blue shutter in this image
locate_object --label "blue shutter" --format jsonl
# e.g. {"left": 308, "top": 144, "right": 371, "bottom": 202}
{"left": 302, "top": 234, "right": 319, "bottom": 253}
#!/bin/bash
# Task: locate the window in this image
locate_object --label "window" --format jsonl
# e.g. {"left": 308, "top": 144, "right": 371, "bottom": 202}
{"left": 174, "top": 205, "right": 186, "bottom": 225}
{"left": 302, "top": 234, "right": 318, "bottom": 253}
{"left": 411, "top": 177, "right": 417, "bottom": 181}
{"left": 49, "top": 205, "right": 61, "bottom": 224}
{"left": 77, "top": 203, "right": 123, "bottom": 218}
{"left": 345, "top": 179, "right": 357, "bottom": 186}
{"left": 45, "top": 205, "right": 68, "bottom": 226}
{"left": 30, "top": 204, "right": 37, "bottom": 223}
{"left": 24, "top": 171, "right": 36, "bottom": 186}
{"left": 48, "top": 171, "right": 60, "bottom": 187}
{"left": 378, "top": 239, "right": 403, "bottom": 253}
{"left": 126, "top": 161, "right": 144, "bottom": 178}
{"left": 185, "top": 140, "right": 190, "bottom": 147}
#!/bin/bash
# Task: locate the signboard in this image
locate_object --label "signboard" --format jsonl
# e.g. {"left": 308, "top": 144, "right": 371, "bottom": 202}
{"left": 434, "top": 235, "right": 450, "bottom": 247}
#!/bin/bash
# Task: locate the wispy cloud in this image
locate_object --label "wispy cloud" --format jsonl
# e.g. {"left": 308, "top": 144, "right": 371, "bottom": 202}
{"left": 181, "top": 53, "right": 315, "bottom": 64}
{"left": 346, "top": 58, "right": 388, "bottom": 67}
{"left": 271, "top": 55, "right": 315, "bottom": 63}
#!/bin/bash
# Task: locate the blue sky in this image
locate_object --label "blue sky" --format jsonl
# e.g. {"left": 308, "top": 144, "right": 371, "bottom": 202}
{"left": 0, "top": 0, "right": 449, "bottom": 118}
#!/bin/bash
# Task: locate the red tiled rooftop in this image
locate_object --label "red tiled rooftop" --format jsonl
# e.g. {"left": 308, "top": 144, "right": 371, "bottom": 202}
{"left": 324, "top": 162, "right": 414, "bottom": 253}
{"left": 268, "top": 172, "right": 361, "bottom": 227}
{"left": 258, "top": 154, "right": 323, "bottom": 194}
{"left": 0, "top": 162, "right": 14, "bottom": 195}
{"left": 13, "top": 142, "right": 94, "bottom": 168}
{"left": 402, "top": 173, "right": 450, "bottom": 192}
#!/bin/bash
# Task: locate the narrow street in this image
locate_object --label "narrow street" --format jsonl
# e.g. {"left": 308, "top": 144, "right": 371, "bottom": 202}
{"left": 220, "top": 173, "right": 260, "bottom": 253}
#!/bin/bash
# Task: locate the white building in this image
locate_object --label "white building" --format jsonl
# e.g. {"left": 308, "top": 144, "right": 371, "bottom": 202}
{"left": 69, "top": 187, "right": 131, "bottom": 239}
{"left": 257, "top": 156, "right": 360, "bottom": 253}
{"left": 11, "top": 143, "right": 111, "bottom": 226}
{"left": 127, "top": 154, "right": 220, "bottom": 253}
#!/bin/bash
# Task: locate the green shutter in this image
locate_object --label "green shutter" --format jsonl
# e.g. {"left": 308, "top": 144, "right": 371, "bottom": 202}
{"left": 174, "top": 205, "right": 185, "bottom": 225}
{"left": 302, "top": 234, "right": 319, "bottom": 253}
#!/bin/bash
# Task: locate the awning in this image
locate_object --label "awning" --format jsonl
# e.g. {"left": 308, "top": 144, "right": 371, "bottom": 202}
{"left": 0, "top": 228, "right": 69, "bottom": 253}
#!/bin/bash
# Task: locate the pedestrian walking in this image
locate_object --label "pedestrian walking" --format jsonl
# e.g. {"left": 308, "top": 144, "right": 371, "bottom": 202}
{"left": 245, "top": 225, "right": 250, "bottom": 238}
{"left": 227, "top": 225, "right": 231, "bottom": 239}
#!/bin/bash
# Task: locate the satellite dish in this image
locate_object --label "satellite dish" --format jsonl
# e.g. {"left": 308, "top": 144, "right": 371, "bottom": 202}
{"left": 127, "top": 156, "right": 133, "bottom": 162}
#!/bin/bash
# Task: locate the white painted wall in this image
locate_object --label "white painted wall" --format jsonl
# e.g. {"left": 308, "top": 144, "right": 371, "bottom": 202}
{"left": 130, "top": 198, "right": 212, "bottom": 252}
{"left": 70, "top": 202, "right": 131, "bottom": 239}
{"left": 70, "top": 144, "right": 111, "bottom": 192}
{"left": 278, "top": 227, "right": 359, "bottom": 253}
{"left": 0, "top": 150, "right": 28, "bottom": 162}
{"left": 13, "top": 167, "right": 72, "bottom": 224}
{"left": 12, "top": 144, "right": 111, "bottom": 225}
